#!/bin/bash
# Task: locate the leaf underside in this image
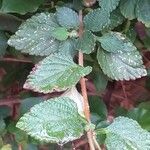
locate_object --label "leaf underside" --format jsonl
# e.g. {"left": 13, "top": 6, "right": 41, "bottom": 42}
{"left": 16, "top": 97, "right": 86, "bottom": 144}
{"left": 24, "top": 53, "right": 92, "bottom": 93}
{"left": 97, "top": 32, "right": 147, "bottom": 80}
{"left": 105, "top": 117, "right": 150, "bottom": 150}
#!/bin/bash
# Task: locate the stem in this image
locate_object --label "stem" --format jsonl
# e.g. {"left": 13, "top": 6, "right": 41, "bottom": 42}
{"left": 78, "top": 10, "right": 95, "bottom": 150}
{"left": 18, "top": 144, "right": 22, "bottom": 150}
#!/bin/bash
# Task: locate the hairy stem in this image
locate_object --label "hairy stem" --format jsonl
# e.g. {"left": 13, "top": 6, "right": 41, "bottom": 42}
{"left": 78, "top": 10, "right": 95, "bottom": 150}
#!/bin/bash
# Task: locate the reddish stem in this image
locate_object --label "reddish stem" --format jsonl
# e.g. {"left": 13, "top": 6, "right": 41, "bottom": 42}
{"left": 78, "top": 10, "right": 95, "bottom": 150}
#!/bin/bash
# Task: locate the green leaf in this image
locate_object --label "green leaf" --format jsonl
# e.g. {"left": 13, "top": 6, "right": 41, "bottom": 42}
{"left": 98, "top": 0, "right": 120, "bottom": 13}
{"left": 136, "top": 0, "right": 150, "bottom": 27}
{"left": 89, "top": 96, "right": 107, "bottom": 123}
{"left": 0, "top": 14, "right": 21, "bottom": 32}
{"left": 51, "top": 27, "right": 69, "bottom": 41}
{"left": 105, "top": 117, "right": 150, "bottom": 150}
{"left": 97, "top": 32, "right": 147, "bottom": 80}
{"left": 24, "top": 53, "right": 92, "bottom": 93}
{"left": 16, "top": 97, "right": 87, "bottom": 144}
{"left": 20, "top": 97, "right": 44, "bottom": 115}
{"left": 91, "top": 66, "right": 108, "bottom": 92}
{"left": 58, "top": 39, "right": 77, "bottom": 56}
{"left": 0, "top": 31, "right": 8, "bottom": 57}
{"left": 103, "top": 8, "right": 125, "bottom": 31}
{"left": 0, "top": 106, "right": 11, "bottom": 118}
{"left": 1, "top": 0, "right": 44, "bottom": 15}
{"left": 120, "top": 0, "right": 137, "bottom": 20}
{"left": 77, "top": 30, "right": 96, "bottom": 54}
{"left": 61, "top": 87, "right": 84, "bottom": 117}
{"left": 0, "top": 118, "right": 6, "bottom": 135}
{"left": 8, "top": 13, "right": 60, "bottom": 56}
{"left": 84, "top": 8, "right": 110, "bottom": 32}
{"left": 56, "top": 7, "right": 79, "bottom": 29}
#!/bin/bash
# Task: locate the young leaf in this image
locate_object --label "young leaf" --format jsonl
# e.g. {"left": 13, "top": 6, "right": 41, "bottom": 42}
{"left": 16, "top": 97, "right": 87, "bottom": 144}
{"left": 8, "top": 13, "right": 60, "bottom": 56}
{"left": 24, "top": 53, "right": 92, "bottom": 93}
{"left": 97, "top": 32, "right": 147, "bottom": 80}
{"left": 1, "top": 0, "right": 44, "bottom": 15}
{"left": 77, "top": 30, "right": 96, "bottom": 54}
{"left": 98, "top": 0, "right": 120, "bottom": 13}
{"left": 56, "top": 7, "right": 79, "bottom": 29}
{"left": 136, "top": 0, "right": 150, "bottom": 28}
{"left": 61, "top": 87, "right": 84, "bottom": 117}
{"left": 51, "top": 27, "right": 69, "bottom": 41}
{"left": 104, "top": 117, "right": 150, "bottom": 150}
{"left": 84, "top": 8, "right": 110, "bottom": 32}
{"left": 119, "top": 0, "right": 137, "bottom": 20}
{"left": 0, "top": 118, "right": 6, "bottom": 135}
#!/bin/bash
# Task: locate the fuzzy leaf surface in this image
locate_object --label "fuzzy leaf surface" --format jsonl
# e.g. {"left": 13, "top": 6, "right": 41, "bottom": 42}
{"left": 77, "top": 30, "right": 95, "bottom": 54}
{"left": 84, "top": 8, "right": 110, "bottom": 32}
{"left": 136, "top": 0, "right": 150, "bottom": 27}
{"left": 56, "top": 7, "right": 79, "bottom": 29}
{"left": 8, "top": 13, "right": 60, "bottom": 56}
{"left": 105, "top": 117, "right": 150, "bottom": 150}
{"left": 98, "top": 0, "right": 120, "bottom": 13}
{"left": 97, "top": 32, "right": 147, "bottom": 80}
{"left": 16, "top": 97, "right": 87, "bottom": 144}
{"left": 120, "top": 0, "right": 137, "bottom": 20}
{"left": 24, "top": 53, "right": 92, "bottom": 93}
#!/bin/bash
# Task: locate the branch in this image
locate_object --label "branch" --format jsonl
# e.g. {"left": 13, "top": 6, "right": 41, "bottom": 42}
{"left": 78, "top": 10, "right": 95, "bottom": 150}
{"left": 0, "top": 57, "right": 33, "bottom": 63}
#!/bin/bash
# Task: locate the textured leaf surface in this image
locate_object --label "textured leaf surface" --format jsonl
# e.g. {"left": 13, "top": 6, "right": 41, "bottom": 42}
{"left": 105, "top": 117, "right": 150, "bottom": 150}
{"left": 24, "top": 53, "right": 92, "bottom": 93}
{"left": 136, "top": 0, "right": 150, "bottom": 27}
{"left": 1, "top": 0, "right": 44, "bottom": 14}
{"left": 77, "top": 30, "right": 95, "bottom": 54}
{"left": 8, "top": 13, "right": 60, "bottom": 56}
{"left": 61, "top": 87, "right": 84, "bottom": 117}
{"left": 103, "top": 9, "right": 125, "bottom": 31}
{"left": 16, "top": 97, "right": 87, "bottom": 144}
{"left": 98, "top": 0, "right": 120, "bottom": 13}
{"left": 56, "top": 7, "right": 79, "bottom": 29}
{"left": 58, "top": 39, "right": 77, "bottom": 56}
{"left": 97, "top": 32, "right": 147, "bottom": 80}
{"left": 120, "top": 0, "right": 137, "bottom": 20}
{"left": 84, "top": 8, "right": 110, "bottom": 32}
{"left": 0, "top": 31, "right": 8, "bottom": 56}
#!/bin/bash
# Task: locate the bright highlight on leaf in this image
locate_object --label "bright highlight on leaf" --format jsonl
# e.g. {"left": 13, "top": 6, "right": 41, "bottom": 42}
{"left": 24, "top": 53, "right": 92, "bottom": 93}
{"left": 105, "top": 117, "right": 150, "bottom": 150}
{"left": 16, "top": 97, "right": 87, "bottom": 144}
{"left": 97, "top": 32, "right": 147, "bottom": 80}
{"left": 8, "top": 13, "right": 60, "bottom": 56}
